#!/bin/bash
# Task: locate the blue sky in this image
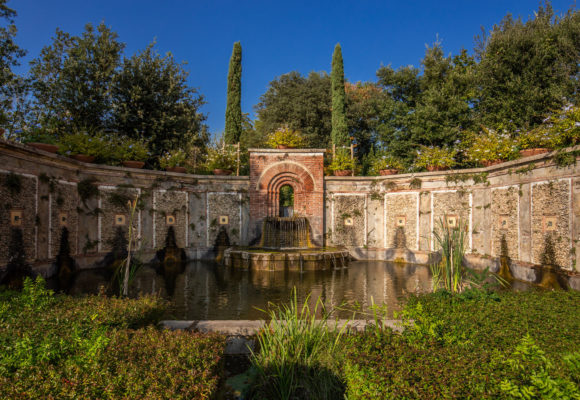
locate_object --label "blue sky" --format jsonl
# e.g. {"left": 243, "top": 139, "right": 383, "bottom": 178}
{"left": 12, "top": 0, "right": 576, "bottom": 135}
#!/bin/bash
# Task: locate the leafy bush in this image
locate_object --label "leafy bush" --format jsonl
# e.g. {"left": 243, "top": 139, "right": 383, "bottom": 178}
{"left": 113, "top": 136, "right": 150, "bottom": 161}
{"left": 519, "top": 104, "right": 580, "bottom": 150}
{"left": 57, "top": 129, "right": 114, "bottom": 159}
{"left": 464, "top": 126, "right": 519, "bottom": 163}
{"left": 203, "top": 138, "right": 238, "bottom": 171}
{"left": 329, "top": 147, "right": 356, "bottom": 172}
{"left": 342, "top": 290, "right": 580, "bottom": 399}
{"left": 159, "top": 148, "right": 187, "bottom": 169}
{"left": 266, "top": 125, "right": 306, "bottom": 148}
{"left": 367, "top": 149, "right": 404, "bottom": 175}
{"left": 415, "top": 146, "right": 457, "bottom": 169}
{"left": 0, "top": 278, "right": 224, "bottom": 399}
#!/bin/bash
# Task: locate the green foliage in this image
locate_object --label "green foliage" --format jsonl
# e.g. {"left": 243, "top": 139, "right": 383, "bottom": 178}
{"left": 112, "top": 42, "right": 208, "bottom": 160}
{"left": 56, "top": 128, "right": 114, "bottom": 158}
{"left": 203, "top": 138, "right": 238, "bottom": 171}
{"left": 112, "top": 136, "right": 149, "bottom": 161}
{"left": 248, "top": 289, "right": 346, "bottom": 399}
{"left": 431, "top": 217, "right": 468, "bottom": 293}
{"left": 225, "top": 41, "right": 242, "bottom": 144}
{"left": 329, "top": 147, "right": 356, "bottom": 172}
{"left": 29, "top": 22, "right": 123, "bottom": 132}
{"left": 0, "top": 278, "right": 224, "bottom": 399}
{"left": 279, "top": 185, "right": 294, "bottom": 208}
{"left": 77, "top": 177, "right": 99, "bottom": 204}
{"left": 500, "top": 335, "right": 580, "bottom": 399}
{"left": 415, "top": 146, "right": 457, "bottom": 169}
{"left": 158, "top": 148, "right": 186, "bottom": 169}
{"left": 475, "top": 3, "right": 580, "bottom": 130}
{"left": 266, "top": 124, "right": 306, "bottom": 148}
{"left": 343, "top": 290, "right": 580, "bottom": 399}
{"left": 331, "top": 43, "right": 349, "bottom": 147}
{"left": 366, "top": 147, "right": 404, "bottom": 175}
{"left": 464, "top": 126, "right": 519, "bottom": 163}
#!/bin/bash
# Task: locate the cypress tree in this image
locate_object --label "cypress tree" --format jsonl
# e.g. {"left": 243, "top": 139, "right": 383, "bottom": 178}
{"left": 331, "top": 43, "right": 348, "bottom": 147}
{"left": 225, "top": 41, "right": 242, "bottom": 144}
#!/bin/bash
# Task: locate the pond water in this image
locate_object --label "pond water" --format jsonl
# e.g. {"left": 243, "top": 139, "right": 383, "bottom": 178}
{"left": 48, "top": 261, "right": 440, "bottom": 319}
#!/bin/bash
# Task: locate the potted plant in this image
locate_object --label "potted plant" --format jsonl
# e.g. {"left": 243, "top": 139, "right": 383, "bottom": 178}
{"left": 329, "top": 148, "right": 356, "bottom": 176}
{"left": 57, "top": 130, "right": 108, "bottom": 163}
{"left": 516, "top": 128, "right": 554, "bottom": 158}
{"left": 415, "top": 146, "right": 457, "bottom": 172}
{"left": 369, "top": 151, "right": 404, "bottom": 176}
{"left": 204, "top": 139, "right": 237, "bottom": 175}
{"left": 266, "top": 125, "right": 305, "bottom": 149}
{"left": 464, "top": 127, "right": 518, "bottom": 167}
{"left": 22, "top": 132, "right": 59, "bottom": 153}
{"left": 160, "top": 149, "right": 187, "bottom": 173}
{"left": 116, "top": 138, "right": 149, "bottom": 169}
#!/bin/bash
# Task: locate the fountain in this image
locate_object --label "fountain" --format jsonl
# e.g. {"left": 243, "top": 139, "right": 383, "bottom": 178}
{"left": 224, "top": 216, "right": 349, "bottom": 271}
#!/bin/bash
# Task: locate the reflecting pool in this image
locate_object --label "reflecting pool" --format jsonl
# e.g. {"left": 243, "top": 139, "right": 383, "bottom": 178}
{"left": 49, "top": 260, "right": 436, "bottom": 319}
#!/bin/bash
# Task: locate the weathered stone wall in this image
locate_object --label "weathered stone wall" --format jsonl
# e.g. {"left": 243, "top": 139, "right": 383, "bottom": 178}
{"left": 0, "top": 140, "right": 579, "bottom": 277}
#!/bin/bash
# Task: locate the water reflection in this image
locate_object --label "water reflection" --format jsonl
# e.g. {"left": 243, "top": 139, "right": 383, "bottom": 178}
{"left": 51, "top": 260, "right": 433, "bottom": 319}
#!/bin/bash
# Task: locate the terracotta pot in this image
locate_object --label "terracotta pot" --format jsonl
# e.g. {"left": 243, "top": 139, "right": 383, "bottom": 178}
{"left": 519, "top": 148, "right": 550, "bottom": 158}
{"left": 276, "top": 144, "right": 295, "bottom": 149}
{"left": 28, "top": 142, "right": 59, "bottom": 153}
{"left": 213, "top": 168, "right": 233, "bottom": 176}
{"left": 122, "top": 160, "right": 145, "bottom": 169}
{"left": 333, "top": 170, "right": 351, "bottom": 176}
{"left": 166, "top": 166, "right": 186, "bottom": 173}
{"left": 379, "top": 169, "right": 399, "bottom": 176}
{"left": 426, "top": 165, "right": 448, "bottom": 172}
{"left": 70, "top": 154, "right": 96, "bottom": 163}
{"left": 481, "top": 159, "right": 504, "bottom": 167}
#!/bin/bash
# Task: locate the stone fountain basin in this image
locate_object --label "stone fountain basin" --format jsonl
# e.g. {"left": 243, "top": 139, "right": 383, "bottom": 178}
{"left": 223, "top": 247, "right": 350, "bottom": 271}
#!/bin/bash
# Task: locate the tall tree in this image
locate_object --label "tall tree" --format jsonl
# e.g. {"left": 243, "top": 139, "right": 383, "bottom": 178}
{"left": 0, "top": 0, "right": 26, "bottom": 132}
{"left": 331, "top": 43, "right": 348, "bottom": 146}
{"left": 112, "top": 42, "right": 208, "bottom": 158}
{"left": 475, "top": 3, "right": 580, "bottom": 130}
{"left": 225, "top": 41, "right": 242, "bottom": 144}
{"left": 254, "top": 71, "right": 332, "bottom": 148}
{"left": 29, "top": 23, "right": 124, "bottom": 133}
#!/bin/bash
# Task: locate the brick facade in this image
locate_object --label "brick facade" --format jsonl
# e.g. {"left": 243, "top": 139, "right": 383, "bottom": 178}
{"left": 249, "top": 149, "right": 326, "bottom": 246}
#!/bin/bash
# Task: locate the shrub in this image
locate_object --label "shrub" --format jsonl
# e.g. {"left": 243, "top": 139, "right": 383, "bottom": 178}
{"left": 57, "top": 129, "right": 115, "bottom": 159}
{"left": 464, "top": 126, "right": 519, "bottom": 164}
{"left": 367, "top": 150, "right": 404, "bottom": 175}
{"left": 159, "top": 148, "right": 187, "bottom": 169}
{"left": 329, "top": 147, "right": 356, "bottom": 172}
{"left": 203, "top": 138, "right": 238, "bottom": 171}
{"left": 266, "top": 125, "right": 306, "bottom": 148}
{"left": 113, "top": 137, "right": 150, "bottom": 161}
{"left": 415, "top": 146, "right": 457, "bottom": 169}
{"left": 0, "top": 278, "right": 224, "bottom": 399}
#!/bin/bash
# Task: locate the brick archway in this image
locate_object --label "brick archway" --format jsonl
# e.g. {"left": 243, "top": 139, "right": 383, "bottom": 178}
{"left": 249, "top": 149, "right": 325, "bottom": 246}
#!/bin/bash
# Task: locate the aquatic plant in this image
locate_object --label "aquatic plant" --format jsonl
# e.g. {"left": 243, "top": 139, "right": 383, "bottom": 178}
{"left": 248, "top": 289, "right": 347, "bottom": 399}
{"left": 431, "top": 216, "right": 468, "bottom": 293}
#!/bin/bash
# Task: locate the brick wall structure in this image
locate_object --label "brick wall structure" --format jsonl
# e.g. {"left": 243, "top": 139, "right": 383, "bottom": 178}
{"left": 249, "top": 149, "right": 326, "bottom": 246}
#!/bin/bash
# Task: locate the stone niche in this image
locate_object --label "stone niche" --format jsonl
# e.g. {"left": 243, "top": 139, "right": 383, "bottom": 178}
{"left": 249, "top": 149, "right": 325, "bottom": 246}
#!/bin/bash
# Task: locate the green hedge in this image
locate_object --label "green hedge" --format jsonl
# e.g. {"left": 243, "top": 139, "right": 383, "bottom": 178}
{"left": 342, "top": 290, "right": 580, "bottom": 399}
{"left": 0, "top": 278, "right": 225, "bottom": 399}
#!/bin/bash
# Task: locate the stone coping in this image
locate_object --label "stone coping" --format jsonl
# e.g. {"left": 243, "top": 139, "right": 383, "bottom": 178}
{"left": 160, "top": 319, "right": 405, "bottom": 335}
{"left": 248, "top": 148, "right": 326, "bottom": 153}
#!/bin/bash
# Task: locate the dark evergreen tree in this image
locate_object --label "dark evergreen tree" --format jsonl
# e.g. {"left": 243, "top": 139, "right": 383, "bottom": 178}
{"left": 225, "top": 41, "right": 242, "bottom": 144}
{"left": 331, "top": 43, "right": 348, "bottom": 147}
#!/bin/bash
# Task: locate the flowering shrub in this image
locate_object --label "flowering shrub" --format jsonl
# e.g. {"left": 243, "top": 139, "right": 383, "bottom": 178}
{"left": 329, "top": 147, "right": 356, "bottom": 171}
{"left": 266, "top": 125, "right": 306, "bottom": 148}
{"left": 522, "top": 104, "right": 580, "bottom": 149}
{"left": 113, "top": 137, "right": 149, "bottom": 161}
{"left": 415, "top": 146, "right": 457, "bottom": 169}
{"left": 368, "top": 151, "right": 404, "bottom": 175}
{"left": 159, "top": 149, "right": 187, "bottom": 169}
{"left": 464, "top": 127, "right": 519, "bottom": 164}
{"left": 203, "top": 139, "right": 237, "bottom": 171}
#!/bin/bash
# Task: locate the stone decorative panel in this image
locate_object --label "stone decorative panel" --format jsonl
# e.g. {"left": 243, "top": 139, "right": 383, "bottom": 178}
{"left": 491, "top": 186, "right": 519, "bottom": 259}
{"left": 332, "top": 194, "right": 365, "bottom": 247}
{"left": 431, "top": 191, "right": 472, "bottom": 250}
{"left": 207, "top": 192, "right": 241, "bottom": 246}
{"left": 50, "top": 182, "right": 78, "bottom": 258}
{"left": 99, "top": 187, "right": 141, "bottom": 253}
{"left": 386, "top": 193, "right": 418, "bottom": 250}
{"left": 531, "top": 180, "right": 572, "bottom": 268}
{"left": 153, "top": 190, "right": 187, "bottom": 249}
{"left": 0, "top": 172, "right": 37, "bottom": 262}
